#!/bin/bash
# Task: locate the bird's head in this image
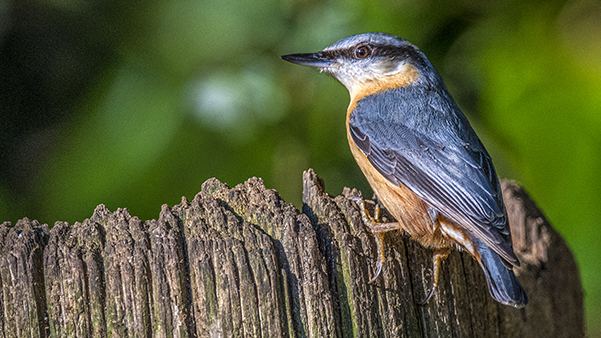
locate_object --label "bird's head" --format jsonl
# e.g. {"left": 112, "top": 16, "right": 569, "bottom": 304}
{"left": 281, "top": 33, "right": 437, "bottom": 100}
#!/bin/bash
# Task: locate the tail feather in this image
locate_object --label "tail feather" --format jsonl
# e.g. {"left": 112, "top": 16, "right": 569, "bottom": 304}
{"left": 474, "top": 237, "right": 528, "bottom": 308}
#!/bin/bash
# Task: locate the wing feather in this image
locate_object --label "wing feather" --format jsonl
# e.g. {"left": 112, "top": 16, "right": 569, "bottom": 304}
{"left": 349, "top": 116, "right": 518, "bottom": 266}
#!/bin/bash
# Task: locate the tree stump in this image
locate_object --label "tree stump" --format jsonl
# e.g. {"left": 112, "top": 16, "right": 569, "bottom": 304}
{"left": 0, "top": 169, "right": 584, "bottom": 337}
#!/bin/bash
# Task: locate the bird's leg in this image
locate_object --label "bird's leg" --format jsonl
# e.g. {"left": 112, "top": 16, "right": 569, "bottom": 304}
{"left": 418, "top": 247, "right": 451, "bottom": 305}
{"left": 349, "top": 196, "right": 399, "bottom": 283}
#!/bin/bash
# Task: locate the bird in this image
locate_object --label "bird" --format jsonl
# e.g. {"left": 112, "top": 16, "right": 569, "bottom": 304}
{"left": 281, "top": 32, "right": 528, "bottom": 308}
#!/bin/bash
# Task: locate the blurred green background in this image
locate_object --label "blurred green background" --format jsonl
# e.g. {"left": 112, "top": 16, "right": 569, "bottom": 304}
{"left": 1, "top": 0, "right": 599, "bottom": 334}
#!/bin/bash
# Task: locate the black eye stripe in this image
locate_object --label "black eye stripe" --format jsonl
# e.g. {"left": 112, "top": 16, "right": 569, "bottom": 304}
{"left": 321, "top": 44, "right": 425, "bottom": 67}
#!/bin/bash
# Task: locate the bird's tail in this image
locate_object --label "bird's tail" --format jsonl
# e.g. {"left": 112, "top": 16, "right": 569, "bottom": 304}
{"left": 474, "top": 237, "right": 528, "bottom": 308}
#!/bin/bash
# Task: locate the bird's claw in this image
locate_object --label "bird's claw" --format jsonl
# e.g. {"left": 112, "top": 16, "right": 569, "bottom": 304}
{"left": 349, "top": 195, "right": 380, "bottom": 225}
{"left": 418, "top": 248, "right": 451, "bottom": 306}
{"left": 349, "top": 195, "right": 386, "bottom": 283}
{"left": 368, "top": 260, "right": 383, "bottom": 284}
{"left": 418, "top": 284, "right": 437, "bottom": 305}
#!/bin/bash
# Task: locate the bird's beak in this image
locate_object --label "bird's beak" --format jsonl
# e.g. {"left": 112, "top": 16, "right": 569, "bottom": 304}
{"left": 281, "top": 52, "right": 333, "bottom": 68}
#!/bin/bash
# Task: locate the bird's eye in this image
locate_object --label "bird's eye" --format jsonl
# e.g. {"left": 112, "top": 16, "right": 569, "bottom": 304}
{"left": 355, "top": 45, "right": 371, "bottom": 58}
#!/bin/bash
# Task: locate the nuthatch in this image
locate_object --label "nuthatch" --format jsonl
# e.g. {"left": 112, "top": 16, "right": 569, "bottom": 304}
{"left": 282, "top": 32, "right": 528, "bottom": 308}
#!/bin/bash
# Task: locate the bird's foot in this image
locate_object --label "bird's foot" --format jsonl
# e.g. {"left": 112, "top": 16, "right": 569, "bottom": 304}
{"left": 418, "top": 247, "right": 451, "bottom": 305}
{"left": 349, "top": 195, "right": 399, "bottom": 283}
{"left": 348, "top": 195, "right": 380, "bottom": 223}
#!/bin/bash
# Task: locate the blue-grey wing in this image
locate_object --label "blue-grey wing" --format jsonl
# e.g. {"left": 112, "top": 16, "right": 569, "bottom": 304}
{"left": 349, "top": 114, "right": 519, "bottom": 267}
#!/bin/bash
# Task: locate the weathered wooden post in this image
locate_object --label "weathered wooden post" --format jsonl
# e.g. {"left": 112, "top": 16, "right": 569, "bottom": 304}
{"left": 0, "top": 169, "right": 584, "bottom": 337}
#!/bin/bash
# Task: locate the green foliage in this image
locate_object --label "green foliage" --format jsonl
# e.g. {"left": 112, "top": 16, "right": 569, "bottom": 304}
{"left": 1, "top": 0, "right": 599, "bottom": 335}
